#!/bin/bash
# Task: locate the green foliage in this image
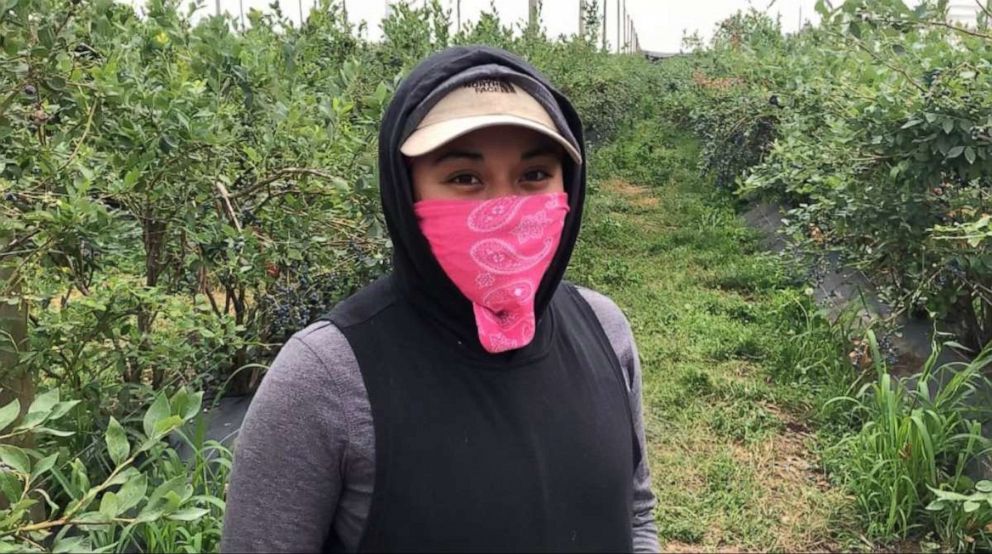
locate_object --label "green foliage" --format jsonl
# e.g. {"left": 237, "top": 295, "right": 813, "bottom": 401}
{"left": 661, "top": 12, "right": 992, "bottom": 545}
{"left": 569, "top": 121, "right": 861, "bottom": 549}
{"left": 824, "top": 330, "right": 992, "bottom": 544}
{"left": 1, "top": 0, "right": 390, "bottom": 405}
{"left": 657, "top": 1, "right": 992, "bottom": 351}
{"left": 1, "top": 0, "right": 664, "bottom": 401}
{"left": 0, "top": 387, "right": 229, "bottom": 553}
{"left": 927, "top": 480, "right": 992, "bottom": 551}
{"left": 1, "top": 0, "right": 671, "bottom": 551}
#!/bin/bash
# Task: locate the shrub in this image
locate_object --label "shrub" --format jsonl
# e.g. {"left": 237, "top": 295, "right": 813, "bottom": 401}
{"left": 825, "top": 331, "right": 992, "bottom": 543}
{"left": 0, "top": 387, "right": 229, "bottom": 553}
{"left": 1, "top": 0, "right": 671, "bottom": 550}
{"left": 656, "top": 1, "right": 992, "bottom": 352}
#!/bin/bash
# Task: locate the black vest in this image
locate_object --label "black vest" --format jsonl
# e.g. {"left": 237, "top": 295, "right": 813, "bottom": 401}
{"left": 322, "top": 272, "right": 637, "bottom": 553}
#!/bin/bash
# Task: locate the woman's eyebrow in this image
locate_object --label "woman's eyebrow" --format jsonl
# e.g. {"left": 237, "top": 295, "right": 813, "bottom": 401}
{"left": 433, "top": 149, "right": 483, "bottom": 164}
{"left": 521, "top": 146, "right": 560, "bottom": 160}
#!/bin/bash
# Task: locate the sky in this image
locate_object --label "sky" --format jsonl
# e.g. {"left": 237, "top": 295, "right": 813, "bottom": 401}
{"left": 131, "top": 0, "right": 980, "bottom": 53}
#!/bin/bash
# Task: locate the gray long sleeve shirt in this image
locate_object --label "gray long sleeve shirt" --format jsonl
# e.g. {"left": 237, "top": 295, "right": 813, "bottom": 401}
{"left": 220, "top": 284, "right": 659, "bottom": 552}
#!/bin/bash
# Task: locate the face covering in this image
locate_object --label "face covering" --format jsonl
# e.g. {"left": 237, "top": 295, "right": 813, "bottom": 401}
{"left": 414, "top": 191, "right": 570, "bottom": 353}
{"left": 379, "top": 47, "right": 587, "bottom": 358}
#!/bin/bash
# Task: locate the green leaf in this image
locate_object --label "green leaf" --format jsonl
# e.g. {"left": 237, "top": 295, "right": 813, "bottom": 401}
{"left": 0, "top": 399, "right": 19, "bottom": 432}
{"left": 134, "top": 507, "right": 164, "bottom": 524}
{"left": 107, "top": 467, "right": 139, "bottom": 488}
{"left": 143, "top": 393, "right": 170, "bottom": 438}
{"left": 165, "top": 506, "right": 209, "bottom": 521}
{"left": 242, "top": 145, "right": 260, "bottom": 163}
{"left": 932, "top": 488, "right": 971, "bottom": 501}
{"left": 37, "top": 26, "right": 54, "bottom": 49}
{"left": 99, "top": 491, "right": 119, "bottom": 519}
{"left": 44, "top": 76, "right": 65, "bottom": 92}
{"left": 848, "top": 21, "right": 861, "bottom": 39}
{"left": 74, "top": 511, "right": 110, "bottom": 524}
{"left": 52, "top": 535, "right": 92, "bottom": 553}
{"left": 171, "top": 388, "right": 203, "bottom": 422}
{"left": 0, "top": 445, "right": 30, "bottom": 474}
{"left": 115, "top": 473, "right": 147, "bottom": 514}
{"left": 964, "top": 499, "right": 981, "bottom": 512}
{"left": 48, "top": 400, "right": 80, "bottom": 421}
{"left": 70, "top": 458, "right": 90, "bottom": 495}
{"left": 0, "top": 470, "right": 22, "bottom": 503}
{"left": 925, "top": 501, "right": 946, "bottom": 512}
{"left": 72, "top": 511, "right": 111, "bottom": 533}
{"left": 28, "top": 389, "right": 59, "bottom": 416}
{"left": 143, "top": 475, "right": 186, "bottom": 513}
{"left": 105, "top": 417, "right": 129, "bottom": 467}
{"left": 0, "top": 0, "right": 16, "bottom": 13}
{"left": 965, "top": 146, "right": 976, "bottom": 164}
{"left": 942, "top": 119, "right": 954, "bottom": 134}
{"left": 123, "top": 168, "right": 141, "bottom": 188}
{"left": 13, "top": 410, "right": 49, "bottom": 431}
{"left": 181, "top": 390, "right": 202, "bottom": 421}
{"left": 29, "top": 453, "right": 58, "bottom": 483}
{"left": 192, "top": 493, "right": 226, "bottom": 511}
{"left": 33, "top": 427, "right": 75, "bottom": 437}
{"left": 153, "top": 415, "right": 183, "bottom": 436}
{"left": 947, "top": 146, "right": 965, "bottom": 159}
{"left": 976, "top": 480, "right": 992, "bottom": 493}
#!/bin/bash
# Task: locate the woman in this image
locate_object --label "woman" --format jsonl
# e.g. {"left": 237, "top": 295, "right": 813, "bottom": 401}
{"left": 221, "top": 45, "right": 658, "bottom": 553}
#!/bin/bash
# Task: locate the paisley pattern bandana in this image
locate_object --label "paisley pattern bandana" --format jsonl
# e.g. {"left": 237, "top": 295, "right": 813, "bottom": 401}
{"left": 413, "top": 192, "right": 570, "bottom": 353}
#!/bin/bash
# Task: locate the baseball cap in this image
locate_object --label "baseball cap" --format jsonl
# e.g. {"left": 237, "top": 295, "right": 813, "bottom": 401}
{"left": 399, "top": 75, "right": 583, "bottom": 165}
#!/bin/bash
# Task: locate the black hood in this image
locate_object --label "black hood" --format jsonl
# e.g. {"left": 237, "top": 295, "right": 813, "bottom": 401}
{"left": 378, "top": 45, "right": 586, "bottom": 359}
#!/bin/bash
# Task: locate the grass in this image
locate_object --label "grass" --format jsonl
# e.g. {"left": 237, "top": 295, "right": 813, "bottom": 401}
{"left": 825, "top": 331, "right": 992, "bottom": 549}
{"left": 565, "top": 125, "right": 861, "bottom": 551}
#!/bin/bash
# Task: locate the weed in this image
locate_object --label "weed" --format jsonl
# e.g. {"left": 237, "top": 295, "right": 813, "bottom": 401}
{"left": 825, "top": 331, "right": 992, "bottom": 544}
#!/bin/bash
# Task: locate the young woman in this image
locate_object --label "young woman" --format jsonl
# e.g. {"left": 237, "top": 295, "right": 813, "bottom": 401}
{"left": 221, "top": 45, "right": 658, "bottom": 553}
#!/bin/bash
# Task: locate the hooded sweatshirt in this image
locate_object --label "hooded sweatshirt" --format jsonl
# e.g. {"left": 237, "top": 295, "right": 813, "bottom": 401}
{"left": 220, "top": 46, "right": 659, "bottom": 553}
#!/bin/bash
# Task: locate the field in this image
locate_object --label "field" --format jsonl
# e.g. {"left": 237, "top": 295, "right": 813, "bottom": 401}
{"left": 3, "top": 0, "right": 992, "bottom": 551}
{"left": 571, "top": 126, "right": 859, "bottom": 551}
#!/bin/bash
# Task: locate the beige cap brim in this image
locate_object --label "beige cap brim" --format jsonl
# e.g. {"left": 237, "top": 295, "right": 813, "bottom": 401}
{"left": 400, "top": 114, "right": 583, "bottom": 165}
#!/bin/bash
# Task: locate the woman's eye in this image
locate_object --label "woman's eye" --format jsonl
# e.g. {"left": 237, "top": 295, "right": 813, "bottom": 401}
{"left": 522, "top": 169, "right": 551, "bottom": 182}
{"left": 448, "top": 173, "right": 482, "bottom": 186}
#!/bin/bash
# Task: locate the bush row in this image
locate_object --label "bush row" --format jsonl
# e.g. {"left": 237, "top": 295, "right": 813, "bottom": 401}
{"left": 655, "top": 2, "right": 992, "bottom": 548}
{"left": 0, "top": 0, "right": 666, "bottom": 550}
{"left": 657, "top": 1, "right": 992, "bottom": 351}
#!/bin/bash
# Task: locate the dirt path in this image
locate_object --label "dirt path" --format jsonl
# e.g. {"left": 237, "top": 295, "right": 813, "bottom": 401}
{"left": 567, "top": 136, "right": 860, "bottom": 551}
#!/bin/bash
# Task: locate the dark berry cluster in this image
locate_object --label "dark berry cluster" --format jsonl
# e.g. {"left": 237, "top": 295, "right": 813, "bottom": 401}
{"left": 875, "top": 332, "right": 899, "bottom": 368}
{"left": 260, "top": 263, "right": 349, "bottom": 341}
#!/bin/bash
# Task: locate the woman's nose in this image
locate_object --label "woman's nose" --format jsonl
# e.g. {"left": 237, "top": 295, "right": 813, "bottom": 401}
{"left": 484, "top": 179, "right": 518, "bottom": 200}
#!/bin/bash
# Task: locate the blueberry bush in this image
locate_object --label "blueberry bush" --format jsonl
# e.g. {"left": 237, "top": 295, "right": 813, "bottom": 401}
{"left": 0, "top": 0, "right": 666, "bottom": 550}
{"left": 658, "top": 0, "right": 992, "bottom": 351}
{"left": 655, "top": 1, "right": 992, "bottom": 547}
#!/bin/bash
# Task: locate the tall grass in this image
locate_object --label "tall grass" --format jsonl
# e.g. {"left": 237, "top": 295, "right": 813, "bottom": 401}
{"left": 826, "top": 330, "right": 992, "bottom": 545}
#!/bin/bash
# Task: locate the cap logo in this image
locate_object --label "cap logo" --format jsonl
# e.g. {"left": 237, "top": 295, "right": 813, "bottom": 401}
{"left": 463, "top": 79, "right": 517, "bottom": 94}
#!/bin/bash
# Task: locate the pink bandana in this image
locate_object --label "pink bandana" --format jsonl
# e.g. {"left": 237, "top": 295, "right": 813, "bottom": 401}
{"left": 413, "top": 192, "right": 570, "bottom": 353}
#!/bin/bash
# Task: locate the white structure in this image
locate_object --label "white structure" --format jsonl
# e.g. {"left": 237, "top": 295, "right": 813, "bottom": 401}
{"left": 946, "top": 0, "right": 983, "bottom": 27}
{"left": 126, "top": 0, "right": 640, "bottom": 52}
{"left": 122, "top": 0, "right": 986, "bottom": 54}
